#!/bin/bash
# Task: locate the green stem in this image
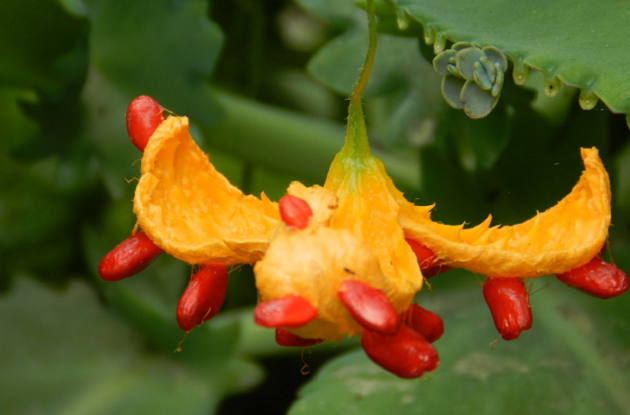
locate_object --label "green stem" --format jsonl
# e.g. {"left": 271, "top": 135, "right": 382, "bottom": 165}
{"left": 349, "top": 0, "right": 377, "bottom": 109}
{"left": 342, "top": 0, "right": 377, "bottom": 159}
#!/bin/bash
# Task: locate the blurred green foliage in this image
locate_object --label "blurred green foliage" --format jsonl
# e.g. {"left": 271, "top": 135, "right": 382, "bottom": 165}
{"left": 1, "top": 0, "right": 629, "bottom": 414}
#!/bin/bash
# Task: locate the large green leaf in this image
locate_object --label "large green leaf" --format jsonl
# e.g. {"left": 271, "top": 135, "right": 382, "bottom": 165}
{"left": 289, "top": 278, "right": 630, "bottom": 415}
{"left": 0, "top": 278, "right": 262, "bottom": 415}
{"left": 296, "top": 0, "right": 363, "bottom": 29}
{"left": 386, "top": 0, "right": 630, "bottom": 116}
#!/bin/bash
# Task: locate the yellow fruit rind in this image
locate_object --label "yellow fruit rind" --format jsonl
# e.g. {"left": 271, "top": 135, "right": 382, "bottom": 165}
{"left": 134, "top": 116, "right": 279, "bottom": 265}
{"left": 400, "top": 148, "right": 610, "bottom": 277}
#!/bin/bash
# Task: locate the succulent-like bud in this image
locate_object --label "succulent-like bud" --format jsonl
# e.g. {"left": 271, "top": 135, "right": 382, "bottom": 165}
{"left": 433, "top": 44, "right": 507, "bottom": 119}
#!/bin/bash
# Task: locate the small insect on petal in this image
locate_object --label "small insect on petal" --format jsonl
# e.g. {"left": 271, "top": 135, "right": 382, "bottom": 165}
{"left": 483, "top": 277, "right": 532, "bottom": 341}
{"left": 254, "top": 296, "right": 318, "bottom": 328}
{"left": 338, "top": 280, "right": 400, "bottom": 334}
{"left": 279, "top": 195, "right": 313, "bottom": 230}
{"left": 361, "top": 324, "right": 439, "bottom": 379}
{"left": 402, "top": 304, "right": 444, "bottom": 343}
{"left": 98, "top": 231, "right": 164, "bottom": 281}
{"left": 126, "top": 95, "right": 164, "bottom": 152}
{"left": 406, "top": 238, "right": 451, "bottom": 278}
{"left": 275, "top": 328, "right": 323, "bottom": 347}
{"left": 176, "top": 264, "right": 229, "bottom": 331}
{"left": 557, "top": 257, "right": 629, "bottom": 299}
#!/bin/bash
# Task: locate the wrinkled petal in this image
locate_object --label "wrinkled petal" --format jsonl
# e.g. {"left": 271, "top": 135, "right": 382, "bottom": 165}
{"left": 399, "top": 148, "right": 610, "bottom": 277}
{"left": 134, "top": 116, "right": 279, "bottom": 265}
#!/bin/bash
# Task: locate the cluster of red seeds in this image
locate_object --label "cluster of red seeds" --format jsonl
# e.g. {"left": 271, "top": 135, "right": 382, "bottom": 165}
{"left": 255, "top": 198, "right": 444, "bottom": 378}
{"left": 98, "top": 96, "right": 630, "bottom": 379}
{"left": 478, "top": 255, "right": 628, "bottom": 341}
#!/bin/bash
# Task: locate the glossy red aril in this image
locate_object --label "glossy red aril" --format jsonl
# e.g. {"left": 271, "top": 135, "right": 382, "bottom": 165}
{"left": 406, "top": 238, "right": 450, "bottom": 278}
{"left": 338, "top": 280, "right": 400, "bottom": 334}
{"left": 176, "top": 264, "right": 229, "bottom": 331}
{"left": 275, "top": 328, "right": 323, "bottom": 347}
{"left": 278, "top": 195, "right": 313, "bottom": 230}
{"left": 98, "top": 231, "right": 164, "bottom": 281}
{"left": 483, "top": 277, "right": 532, "bottom": 341}
{"left": 406, "top": 239, "right": 436, "bottom": 268}
{"left": 254, "top": 296, "right": 318, "bottom": 328}
{"left": 402, "top": 304, "right": 444, "bottom": 343}
{"left": 361, "top": 324, "right": 439, "bottom": 379}
{"left": 126, "top": 95, "right": 164, "bottom": 152}
{"left": 556, "top": 257, "right": 629, "bottom": 299}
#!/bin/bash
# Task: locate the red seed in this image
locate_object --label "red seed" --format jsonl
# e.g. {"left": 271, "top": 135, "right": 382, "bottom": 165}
{"left": 402, "top": 304, "right": 444, "bottom": 343}
{"left": 422, "top": 264, "right": 452, "bottom": 279}
{"left": 483, "top": 277, "right": 532, "bottom": 341}
{"left": 361, "top": 325, "right": 439, "bottom": 379}
{"left": 254, "top": 296, "right": 318, "bottom": 328}
{"left": 126, "top": 95, "right": 164, "bottom": 152}
{"left": 338, "top": 280, "right": 400, "bottom": 334}
{"left": 278, "top": 195, "right": 313, "bottom": 230}
{"left": 557, "top": 257, "right": 629, "bottom": 299}
{"left": 406, "top": 238, "right": 451, "bottom": 278}
{"left": 275, "top": 328, "right": 323, "bottom": 347}
{"left": 406, "top": 238, "right": 436, "bottom": 269}
{"left": 98, "top": 231, "right": 164, "bottom": 281}
{"left": 176, "top": 264, "right": 229, "bottom": 331}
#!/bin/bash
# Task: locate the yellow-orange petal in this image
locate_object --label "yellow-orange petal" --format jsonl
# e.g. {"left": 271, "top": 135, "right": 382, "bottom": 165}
{"left": 134, "top": 116, "right": 279, "bottom": 265}
{"left": 400, "top": 148, "right": 611, "bottom": 277}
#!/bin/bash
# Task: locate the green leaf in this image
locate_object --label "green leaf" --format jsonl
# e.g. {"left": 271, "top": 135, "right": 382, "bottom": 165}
{"left": 0, "top": 153, "right": 79, "bottom": 278}
{"left": 289, "top": 280, "right": 630, "bottom": 415}
{"left": 88, "top": 0, "right": 224, "bottom": 125}
{"left": 0, "top": 0, "right": 84, "bottom": 89}
{"left": 0, "top": 278, "right": 262, "bottom": 415}
{"left": 80, "top": 66, "right": 144, "bottom": 200}
{"left": 0, "top": 89, "right": 38, "bottom": 152}
{"left": 450, "top": 104, "right": 512, "bottom": 171}
{"left": 390, "top": 0, "right": 630, "bottom": 116}
{"left": 308, "top": 29, "right": 424, "bottom": 98}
